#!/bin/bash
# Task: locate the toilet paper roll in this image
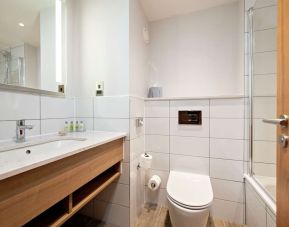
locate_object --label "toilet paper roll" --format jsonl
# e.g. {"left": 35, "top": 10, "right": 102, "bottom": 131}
{"left": 148, "top": 175, "right": 161, "bottom": 191}
{"left": 141, "top": 153, "right": 152, "bottom": 169}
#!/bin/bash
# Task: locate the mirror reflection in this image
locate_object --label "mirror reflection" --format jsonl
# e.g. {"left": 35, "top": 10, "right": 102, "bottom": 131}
{"left": 0, "top": 0, "right": 65, "bottom": 93}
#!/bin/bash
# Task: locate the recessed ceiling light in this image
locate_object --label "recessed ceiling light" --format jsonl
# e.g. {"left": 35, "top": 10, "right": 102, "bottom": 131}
{"left": 18, "top": 23, "right": 25, "bottom": 27}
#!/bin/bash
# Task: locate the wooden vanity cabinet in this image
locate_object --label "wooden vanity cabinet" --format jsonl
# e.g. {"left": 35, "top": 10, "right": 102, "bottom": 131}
{"left": 0, "top": 138, "right": 124, "bottom": 227}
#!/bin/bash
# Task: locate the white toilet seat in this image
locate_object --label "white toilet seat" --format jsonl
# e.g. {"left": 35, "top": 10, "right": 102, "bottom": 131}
{"left": 167, "top": 171, "right": 213, "bottom": 208}
{"left": 167, "top": 194, "right": 211, "bottom": 210}
{"left": 166, "top": 171, "right": 214, "bottom": 227}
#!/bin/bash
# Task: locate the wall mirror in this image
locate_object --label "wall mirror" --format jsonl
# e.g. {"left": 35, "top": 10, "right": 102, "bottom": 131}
{"left": 0, "top": 0, "right": 66, "bottom": 95}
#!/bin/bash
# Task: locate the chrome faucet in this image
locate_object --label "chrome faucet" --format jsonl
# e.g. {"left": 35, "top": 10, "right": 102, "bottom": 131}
{"left": 16, "top": 120, "right": 34, "bottom": 143}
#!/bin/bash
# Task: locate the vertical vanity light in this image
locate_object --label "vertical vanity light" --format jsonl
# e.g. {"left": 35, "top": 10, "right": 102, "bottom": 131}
{"left": 55, "top": 0, "right": 62, "bottom": 83}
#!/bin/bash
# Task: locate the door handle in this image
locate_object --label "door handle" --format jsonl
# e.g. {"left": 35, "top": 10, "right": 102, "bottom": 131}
{"left": 263, "top": 114, "right": 289, "bottom": 128}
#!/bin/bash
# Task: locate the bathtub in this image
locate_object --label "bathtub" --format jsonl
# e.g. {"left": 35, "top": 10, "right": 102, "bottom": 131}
{"left": 254, "top": 175, "right": 276, "bottom": 202}
{"left": 244, "top": 174, "right": 276, "bottom": 227}
{"left": 244, "top": 174, "right": 276, "bottom": 217}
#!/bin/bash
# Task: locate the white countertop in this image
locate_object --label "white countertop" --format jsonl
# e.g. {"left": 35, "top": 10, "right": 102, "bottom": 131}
{"left": 0, "top": 131, "right": 127, "bottom": 181}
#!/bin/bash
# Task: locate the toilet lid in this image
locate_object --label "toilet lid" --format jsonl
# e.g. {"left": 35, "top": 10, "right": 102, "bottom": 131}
{"left": 167, "top": 171, "right": 213, "bottom": 208}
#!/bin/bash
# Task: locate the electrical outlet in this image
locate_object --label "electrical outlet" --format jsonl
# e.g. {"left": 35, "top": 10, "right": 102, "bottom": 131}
{"left": 96, "top": 81, "right": 104, "bottom": 96}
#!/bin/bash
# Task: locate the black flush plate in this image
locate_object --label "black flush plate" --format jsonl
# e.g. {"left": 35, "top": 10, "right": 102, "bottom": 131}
{"left": 178, "top": 111, "right": 202, "bottom": 125}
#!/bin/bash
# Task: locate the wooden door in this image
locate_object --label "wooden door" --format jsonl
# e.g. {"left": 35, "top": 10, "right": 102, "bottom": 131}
{"left": 277, "top": 0, "right": 289, "bottom": 226}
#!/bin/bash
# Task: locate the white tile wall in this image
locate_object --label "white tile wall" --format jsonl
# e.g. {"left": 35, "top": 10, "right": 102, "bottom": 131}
{"left": 41, "top": 96, "right": 74, "bottom": 119}
{"left": 75, "top": 97, "right": 94, "bottom": 118}
{"left": 0, "top": 91, "right": 40, "bottom": 120}
{"left": 130, "top": 97, "right": 145, "bottom": 118}
{"left": 210, "top": 138, "right": 244, "bottom": 161}
{"left": 170, "top": 136, "right": 209, "bottom": 157}
{"left": 97, "top": 183, "right": 130, "bottom": 207}
{"left": 210, "top": 118, "right": 244, "bottom": 139}
{"left": 170, "top": 154, "right": 209, "bottom": 174}
{"left": 253, "top": 51, "right": 277, "bottom": 75}
{"left": 253, "top": 141, "right": 276, "bottom": 164}
{"left": 254, "top": 29, "right": 276, "bottom": 53}
{"left": 254, "top": 0, "right": 276, "bottom": 9}
{"left": 0, "top": 91, "right": 76, "bottom": 141}
{"left": 211, "top": 178, "right": 244, "bottom": 203}
{"left": 253, "top": 119, "right": 276, "bottom": 141}
{"left": 253, "top": 75, "right": 276, "bottom": 96}
{"left": 93, "top": 201, "right": 130, "bottom": 227}
{"left": 210, "top": 99, "right": 244, "bottom": 118}
{"left": 253, "top": 6, "right": 277, "bottom": 31}
{"left": 253, "top": 162, "right": 276, "bottom": 177}
{"left": 130, "top": 135, "right": 144, "bottom": 162}
{"left": 145, "top": 101, "right": 169, "bottom": 118}
{"left": 145, "top": 135, "right": 169, "bottom": 153}
{"left": 94, "top": 118, "right": 130, "bottom": 134}
{"left": 211, "top": 199, "right": 244, "bottom": 224}
{"left": 210, "top": 159, "right": 243, "bottom": 181}
{"left": 145, "top": 97, "right": 246, "bottom": 224}
{"left": 150, "top": 152, "right": 170, "bottom": 171}
{"left": 94, "top": 96, "right": 129, "bottom": 119}
{"left": 129, "top": 97, "right": 145, "bottom": 227}
{"left": 145, "top": 118, "right": 169, "bottom": 135}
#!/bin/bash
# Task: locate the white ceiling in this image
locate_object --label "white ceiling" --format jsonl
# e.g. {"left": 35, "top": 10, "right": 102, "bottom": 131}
{"left": 0, "top": 0, "right": 54, "bottom": 49}
{"left": 140, "top": 0, "right": 239, "bottom": 21}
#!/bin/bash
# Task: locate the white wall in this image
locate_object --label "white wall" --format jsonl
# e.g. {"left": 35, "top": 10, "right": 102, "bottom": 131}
{"left": 129, "top": 0, "right": 149, "bottom": 98}
{"left": 148, "top": 1, "right": 244, "bottom": 98}
{"left": 66, "top": 0, "right": 130, "bottom": 97}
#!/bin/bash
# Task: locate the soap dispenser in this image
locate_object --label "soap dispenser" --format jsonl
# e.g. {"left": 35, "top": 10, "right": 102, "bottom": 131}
{"left": 69, "top": 121, "right": 74, "bottom": 132}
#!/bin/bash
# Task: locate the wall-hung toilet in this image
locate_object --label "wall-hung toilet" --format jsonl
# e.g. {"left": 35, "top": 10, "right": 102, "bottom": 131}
{"left": 166, "top": 171, "right": 213, "bottom": 227}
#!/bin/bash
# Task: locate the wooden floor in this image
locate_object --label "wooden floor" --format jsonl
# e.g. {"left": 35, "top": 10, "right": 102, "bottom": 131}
{"left": 135, "top": 204, "right": 246, "bottom": 227}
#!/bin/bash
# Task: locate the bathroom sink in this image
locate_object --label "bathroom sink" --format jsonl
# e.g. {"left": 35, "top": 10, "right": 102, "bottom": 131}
{"left": 0, "top": 136, "right": 87, "bottom": 153}
{"left": 0, "top": 137, "right": 87, "bottom": 167}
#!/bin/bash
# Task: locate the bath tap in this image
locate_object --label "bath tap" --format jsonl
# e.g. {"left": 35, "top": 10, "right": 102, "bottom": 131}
{"left": 16, "top": 120, "right": 34, "bottom": 143}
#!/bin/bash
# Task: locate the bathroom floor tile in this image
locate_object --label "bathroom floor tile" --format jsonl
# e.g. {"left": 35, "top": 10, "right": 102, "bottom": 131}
{"left": 135, "top": 204, "right": 246, "bottom": 227}
{"left": 135, "top": 204, "right": 171, "bottom": 227}
{"left": 211, "top": 218, "right": 246, "bottom": 227}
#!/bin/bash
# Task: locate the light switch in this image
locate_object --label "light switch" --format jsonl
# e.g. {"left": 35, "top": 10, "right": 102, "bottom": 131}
{"left": 96, "top": 81, "right": 104, "bottom": 96}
